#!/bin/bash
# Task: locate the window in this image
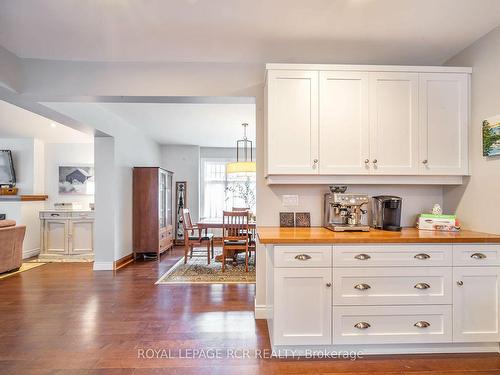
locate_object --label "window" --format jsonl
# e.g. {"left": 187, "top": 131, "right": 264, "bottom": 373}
{"left": 200, "top": 158, "right": 256, "bottom": 219}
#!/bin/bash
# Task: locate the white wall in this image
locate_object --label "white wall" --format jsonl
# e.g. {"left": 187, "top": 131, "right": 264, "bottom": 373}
{"left": 161, "top": 145, "right": 200, "bottom": 222}
{"left": 0, "top": 137, "right": 44, "bottom": 194}
{"left": 43, "top": 142, "right": 94, "bottom": 209}
{"left": 443, "top": 25, "right": 500, "bottom": 235}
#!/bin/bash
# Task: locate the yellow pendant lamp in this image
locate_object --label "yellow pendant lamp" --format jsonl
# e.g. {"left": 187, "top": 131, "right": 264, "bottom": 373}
{"left": 226, "top": 123, "right": 256, "bottom": 174}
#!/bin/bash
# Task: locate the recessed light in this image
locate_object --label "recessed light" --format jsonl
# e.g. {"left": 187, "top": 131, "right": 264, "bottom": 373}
{"left": 50, "top": 123, "right": 57, "bottom": 128}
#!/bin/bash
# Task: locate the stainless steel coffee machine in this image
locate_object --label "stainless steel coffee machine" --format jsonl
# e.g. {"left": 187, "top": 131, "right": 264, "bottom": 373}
{"left": 324, "top": 186, "right": 370, "bottom": 232}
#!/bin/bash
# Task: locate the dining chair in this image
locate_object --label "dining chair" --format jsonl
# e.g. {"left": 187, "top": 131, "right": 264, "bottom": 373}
{"left": 222, "top": 211, "right": 249, "bottom": 272}
{"left": 231, "top": 208, "right": 256, "bottom": 262}
{"left": 182, "top": 208, "right": 214, "bottom": 265}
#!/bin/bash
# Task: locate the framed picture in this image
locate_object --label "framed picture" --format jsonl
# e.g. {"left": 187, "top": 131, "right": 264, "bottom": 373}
{"left": 483, "top": 115, "right": 500, "bottom": 157}
{"left": 295, "top": 212, "right": 311, "bottom": 227}
{"left": 59, "top": 166, "right": 94, "bottom": 195}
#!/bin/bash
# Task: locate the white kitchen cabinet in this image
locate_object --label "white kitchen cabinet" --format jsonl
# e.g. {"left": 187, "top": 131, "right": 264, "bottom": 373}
{"left": 453, "top": 267, "right": 500, "bottom": 342}
{"left": 40, "top": 210, "right": 94, "bottom": 258}
{"left": 419, "top": 73, "right": 469, "bottom": 175}
{"left": 69, "top": 219, "right": 94, "bottom": 255}
{"left": 266, "top": 70, "right": 319, "bottom": 175}
{"left": 273, "top": 267, "right": 332, "bottom": 345}
{"left": 319, "top": 71, "right": 370, "bottom": 174}
{"left": 43, "top": 219, "right": 68, "bottom": 255}
{"left": 369, "top": 72, "right": 419, "bottom": 174}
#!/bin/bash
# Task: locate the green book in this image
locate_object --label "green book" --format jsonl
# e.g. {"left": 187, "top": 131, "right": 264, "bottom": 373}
{"left": 420, "top": 214, "right": 456, "bottom": 219}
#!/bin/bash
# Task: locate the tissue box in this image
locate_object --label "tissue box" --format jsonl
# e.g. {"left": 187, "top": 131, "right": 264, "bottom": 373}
{"left": 417, "top": 214, "right": 460, "bottom": 232}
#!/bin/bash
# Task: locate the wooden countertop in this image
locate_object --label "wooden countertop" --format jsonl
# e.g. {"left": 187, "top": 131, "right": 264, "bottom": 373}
{"left": 257, "top": 227, "right": 500, "bottom": 244}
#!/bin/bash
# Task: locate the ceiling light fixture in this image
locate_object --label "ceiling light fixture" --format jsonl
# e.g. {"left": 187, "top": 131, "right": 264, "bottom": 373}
{"left": 226, "top": 123, "right": 256, "bottom": 175}
{"left": 50, "top": 123, "right": 57, "bottom": 128}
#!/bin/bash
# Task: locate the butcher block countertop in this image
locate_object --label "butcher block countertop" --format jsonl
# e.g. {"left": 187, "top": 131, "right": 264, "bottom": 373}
{"left": 257, "top": 227, "right": 500, "bottom": 244}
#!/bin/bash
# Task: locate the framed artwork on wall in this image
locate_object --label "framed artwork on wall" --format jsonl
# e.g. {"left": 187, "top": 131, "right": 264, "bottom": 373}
{"left": 175, "top": 181, "right": 187, "bottom": 244}
{"left": 483, "top": 115, "right": 500, "bottom": 157}
{"left": 58, "top": 166, "right": 94, "bottom": 195}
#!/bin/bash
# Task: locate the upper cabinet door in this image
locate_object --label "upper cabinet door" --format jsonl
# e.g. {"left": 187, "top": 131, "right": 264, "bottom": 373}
{"left": 319, "top": 71, "right": 370, "bottom": 174}
{"left": 369, "top": 72, "right": 419, "bottom": 174}
{"left": 419, "top": 73, "right": 469, "bottom": 175}
{"left": 267, "top": 70, "right": 319, "bottom": 174}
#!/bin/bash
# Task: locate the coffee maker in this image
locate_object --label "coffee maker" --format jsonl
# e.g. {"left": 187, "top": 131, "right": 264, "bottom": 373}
{"left": 372, "top": 195, "right": 402, "bottom": 231}
{"left": 324, "top": 186, "right": 370, "bottom": 232}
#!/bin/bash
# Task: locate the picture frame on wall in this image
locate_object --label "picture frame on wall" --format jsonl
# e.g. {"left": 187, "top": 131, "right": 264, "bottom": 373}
{"left": 483, "top": 115, "right": 500, "bottom": 157}
{"left": 175, "top": 181, "right": 187, "bottom": 244}
{"left": 58, "top": 166, "right": 94, "bottom": 195}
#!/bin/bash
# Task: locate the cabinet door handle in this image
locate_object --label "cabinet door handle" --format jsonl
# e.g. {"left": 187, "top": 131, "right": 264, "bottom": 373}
{"left": 414, "top": 253, "right": 431, "bottom": 260}
{"left": 422, "top": 159, "right": 428, "bottom": 164}
{"left": 354, "top": 322, "right": 371, "bottom": 329}
{"left": 364, "top": 159, "right": 370, "bottom": 164}
{"left": 372, "top": 159, "right": 378, "bottom": 164}
{"left": 326, "top": 283, "right": 332, "bottom": 288}
{"left": 354, "top": 283, "right": 371, "bottom": 290}
{"left": 294, "top": 254, "right": 312, "bottom": 261}
{"left": 471, "top": 252, "right": 487, "bottom": 259}
{"left": 414, "top": 321, "right": 431, "bottom": 328}
{"left": 457, "top": 280, "right": 464, "bottom": 286}
{"left": 414, "top": 282, "right": 431, "bottom": 290}
{"left": 354, "top": 253, "right": 371, "bottom": 261}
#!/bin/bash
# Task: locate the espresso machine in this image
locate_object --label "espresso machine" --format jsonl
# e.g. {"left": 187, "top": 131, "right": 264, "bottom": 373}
{"left": 323, "top": 186, "right": 370, "bottom": 232}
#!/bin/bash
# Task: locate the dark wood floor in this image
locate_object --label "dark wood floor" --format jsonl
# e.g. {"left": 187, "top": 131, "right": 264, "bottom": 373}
{"left": 1, "top": 247, "right": 500, "bottom": 375}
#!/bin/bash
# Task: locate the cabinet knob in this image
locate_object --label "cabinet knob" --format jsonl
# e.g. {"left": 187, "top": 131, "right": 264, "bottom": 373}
{"left": 457, "top": 280, "right": 464, "bottom": 286}
{"left": 422, "top": 159, "right": 428, "bottom": 164}
{"left": 326, "top": 282, "right": 332, "bottom": 288}
{"left": 313, "top": 159, "right": 318, "bottom": 164}
{"left": 471, "top": 252, "right": 487, "bottom": 259}
{"left": 294, "top": 254, "right": 312, "bottom": 261}
{"left": 414, "top": 253, "right": 431, "bottom": 260}
{"left": 372, "top": 159, "right": 378, "bottom": 164}
{"left": 364, "top": 159, "right": 370, "bottom": 164}
{"left": 354, "top": 253, "right": 371, "bottom": 261}
{"left": 414, "top": 282, "right": 431, "bottom": 290}
{"left": 414, "top": 321, "right": 431, "bottom": 328}
{"left": 354, "top": 322, "right": 371, "bottom": 329}
{"left": 354, "top": 283, "right": 371, "bottom": 290}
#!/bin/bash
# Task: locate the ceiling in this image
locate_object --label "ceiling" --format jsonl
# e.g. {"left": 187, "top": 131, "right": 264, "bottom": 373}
{"left": 1, "top": 0, "right": 500, "bottom": 65}
{"left": 44, "top": 102, "right": 256, "bottom": 147}
{"left": 0, "top": 100, "right": 93, "bottom": 143}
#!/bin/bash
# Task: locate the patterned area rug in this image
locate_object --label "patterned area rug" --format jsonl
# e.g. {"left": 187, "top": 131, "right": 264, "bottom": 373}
{"left": 156, "top": 249, "right": 255, "bottom": 284}
{"left": 0, "top": 262, "right": 46, "bottom": 280}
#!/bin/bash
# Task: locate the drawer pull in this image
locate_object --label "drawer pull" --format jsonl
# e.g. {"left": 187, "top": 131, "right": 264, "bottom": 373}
{"left": 326, "top": 283, "right": 332, "bottom": 288}
{"left": 354, "top": 322, "right": 371, "bottom": 329}
{"left": 354, "top": 283, "right": 371, "bottom": 290}
{"left": 294, "top": 254, "right": 312, "bottom": 261}
{"left": 50, "top": 213, "right": 60, "bottom": 217}
{"left": 414, "top": 282, "right": 431, "bottom": 290}
{"left": 414, "top": 321, "right": 431, "bottom": 328}
{"left": 471, "top": 252, "right": 487, "bottom": 259}
{"left": 414, "top": 253, "right": 430, "bottom": 260}
{"left": 354, "top": 253, "right": 371, "bottom": 260}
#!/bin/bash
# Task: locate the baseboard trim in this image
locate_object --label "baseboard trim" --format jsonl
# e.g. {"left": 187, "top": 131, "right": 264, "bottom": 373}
{"left": 114, "top": 253, "right": 134, "bottom": 270}
{"left": 254, "top": 301, "right": 267, "bottom": 320}
{"left": 93, "top": 261, "right": 114, "bottom": 271}
{"left": 23, "top": 247, "right": 40, "bottom": 259}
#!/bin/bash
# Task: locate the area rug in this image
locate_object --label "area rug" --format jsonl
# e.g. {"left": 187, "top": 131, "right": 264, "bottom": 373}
{"left": 0, "top": 262, "right": 46, "bottom": 280}
{"left": 156, "top": 250, "right": 255, "bottom": 284}
{"left": 28, "top": 256, "right": 93, "bottom": 263}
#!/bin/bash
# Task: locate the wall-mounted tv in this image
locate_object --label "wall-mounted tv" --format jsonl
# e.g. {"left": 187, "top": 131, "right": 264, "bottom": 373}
{"left": 0, "top": 150, "right": 16, "bottom": 187}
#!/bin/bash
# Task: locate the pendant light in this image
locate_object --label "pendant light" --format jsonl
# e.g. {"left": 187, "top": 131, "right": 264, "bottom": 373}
{"left": 226, "top": 123, "right": 256, "bottom": 174}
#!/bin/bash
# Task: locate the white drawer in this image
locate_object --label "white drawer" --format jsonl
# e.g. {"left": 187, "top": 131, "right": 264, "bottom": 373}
{"left": 40, "top": 211, "right": 70, "bottom": 219}
{"left": 274, "top": 245, "right": 332, "bottom": 268}
{"left": 453, "top": 244, "right": 500, "bottom": 266}
{"left": 333, "top": 305, "right": 452, "bottom": 344}
{"left": 333, "top": 244, "right": 452, "bottom": 267}
{"left": 71, "top": 212, "right": 94, "bottom": 220}
{"left": 333, "top": 267, "right": 452, "bottom": 305}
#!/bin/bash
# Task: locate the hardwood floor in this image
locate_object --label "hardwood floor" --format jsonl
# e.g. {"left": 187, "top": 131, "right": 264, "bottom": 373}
{"left": 1, "top": 247, "right": 500, "bottom": 375}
